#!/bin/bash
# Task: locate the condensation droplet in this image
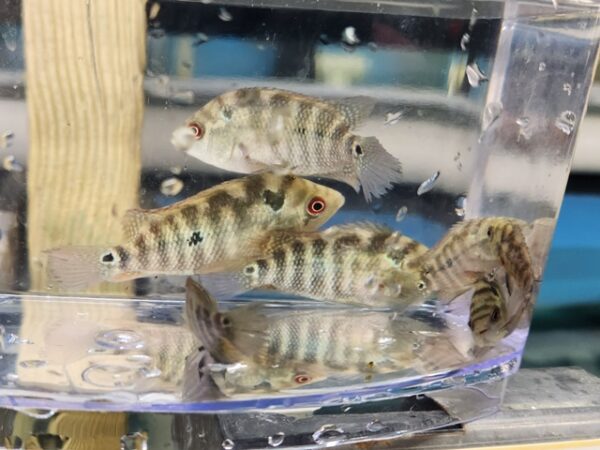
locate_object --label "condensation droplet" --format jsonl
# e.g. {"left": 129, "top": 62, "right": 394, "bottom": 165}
{"left": 218, "top": 7, "right": 233, "bottom": 22}
{"left": 555, "top": 110, "right": 576, "bottom": 136}
{"left": 481, "top": 102, "right": 503, "bottom": 132}
{"left": 1, "top": 24, "right": 18, "bottom": 52}
{"left": 148, "top": 2, "right": 160, "bottom": 20}
{"left": 395, "top": 206, "right": 408, "bottom": 222}
{"left": 19, "top": 360, "right": 47, "bottom": 369}
{"left": 0, "top": 131, "right": 14, "bottom": 149}
{"left": 3, "top": 155, "right": 23, "bottom": 173}
{"left": 538, "top": 62, "right": 546, "bottom": 71}
{"left": 384, "top": 111, "right": 404, "bottom": 126}
{"left": 341, "top": 26, "right": 360, "bottom": 46}
{"left": 312, "top": 425, "right": 346, "bottom": 445}
{"left": 222, "top": 438, "right": 235, "bottom": 449}
{"left": 417, "top": 171, "right": 440, "bottom": 196}
{"left": 455, "top": 196, "right": 467, "bottom": 217}
{"left": 563, "top": 83, "right": 572, "bottom": 96}
{"left": 193, "top": 33, "right": 209, "bottom": 47}
{"left": 466, "top": 63, "right": 487, "bottom": 87}
{"left": 160, "top": 177, "right": 184, "bottom": 197}
{"left": 366, "top": 420, "right": 386, "bottom": 433}
{"left": 267, "top": 432, "right": 285, "bottom": 447}
{"left": 460, "top": 33, "right": 470, "bottom": 51}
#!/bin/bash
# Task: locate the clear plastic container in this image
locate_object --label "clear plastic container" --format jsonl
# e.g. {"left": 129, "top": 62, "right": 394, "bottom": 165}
{"left": 0, "top": 0, "right": 599, "bottom": 448}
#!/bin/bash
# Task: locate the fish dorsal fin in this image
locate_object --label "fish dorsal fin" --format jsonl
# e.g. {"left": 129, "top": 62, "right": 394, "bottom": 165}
{"left": 323, "top": 221, "right": 393, "bottom": 237}
{"left": 225, "top": 303, "right": 271, "bottom": 359}
{"left": 122, "top": 208, "right": 160, "bottom": 240}
{"left": 334, "top": 96, "right": 376, "bottom": 128}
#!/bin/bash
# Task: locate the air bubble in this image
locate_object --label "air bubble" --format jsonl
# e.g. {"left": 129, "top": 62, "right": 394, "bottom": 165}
{"left": 193, "top": 32, "right": 209, "bottom": 46}
{"left": 455, "top": 196, "right": 467, "bottom": 217}
{"left": 466, "top": 63, "right": 487, "bottom": 87}
{"left": 218, "top": 7, "right": 233, "bottom": 22}
{"left": 19, "top": 360, "right": 47, "bottom": 369}
{"left": 148, "top": 2, "right": 160, "bottom": 20}
{"left": 555, "top": 110, "right": 576, "bottom": 135}
{"left": 160, "top": 177, "right": 184, "bottom": 196}
{"left": 1, "top": 24, "right": 18, "bottom": 52}
{"left": 538, "top": 62, "right": 546, "bottom": 71}
{"left": 0, "top": 131, "right": 14, "bottom": 149}
{"left": 140, "top": 367, "right": 162, "bottom": 379}
{"left": 366, "top": 420, "right": 386, "bottom": 433}
{"left": 460, "top": 33, "right": 470, "bottom": 51}
{"left": 95, "top": 329, "right": 144, "bottom": 350}
{"left": 82, "top": 364, "right": 140, "bottom": 388}
{"left": 482, "top": 102, "right": 503, "bottom": 132}
{"left": 384, "top": 111, "right": 404, "bottom": 126}
{"left": 417, "top": 171, "right": 440, "bottom": 196}
{"left": 222, "top": 438, "right": 235, "bottom": 449}
{"left": 3, "top": 155, "right": 23, "bottom": 173}
{"left": 267, "top": 432, "right": 285, "bottom": 447}
{"left": 395, "top": 206, "right": 408, "bottom": 222}
{"left": 342, "top": 26, "right": 360, "bottom": 46}
{"left": 312, "top": 425, "right": 346, "bottom": 445}
{"left": 563, "top": 83, "right": 572, "bottom": 96}
{"left": 127, "top": 354, "right": 153, "bottom": 364}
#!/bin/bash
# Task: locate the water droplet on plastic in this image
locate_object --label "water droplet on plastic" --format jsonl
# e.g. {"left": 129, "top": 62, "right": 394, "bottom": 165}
{"left": 466, "top": 63, "right": 487, "bottom": 87}
{"left": 384, "top": 110, "right": 404, "bottom": 126}
{"left": 562, "top": 83, "right": 572, "bottom": 96}
{"left": 126, "top": 354, "right": 152, "bottom": 364}
{"left": 312, "top": 425, "right": 346, "bottom": 445}
{"left": 218, "top": 7, "right": 233, "bottom": 22}
{"left": 19, "top": 360, "right": 47, "bottom": 369}
{"left": 395, "top": 206, "right": 408, "bottom": 222}
{"left": 342, "top": 26, "right": 360, "bottom": 46}
{"left": 222, "top": 438, "right": 235, "bottom": 449}
{"left": 3, "top": 155, "right": 23, "bottom": 173}
{"left": 460, "top": 33, "right": 470, "bottom": 51}
{"left": 366, "top": 420, "right": 386, "bottom": 433}
{"left": 538, "top": 62, "right": 546, "bottom": 71}
{"left": 193, "top": 33, "right": 209, "bottom": 47}
{"left": 5, "top": 373, "right": 18, "bottom": 382}
{"left": 160, "top": 177, "right": 184, "bottom": 197}
{"left": 0, "top": 131, "right": 14, "bottom": 149}
{"left": 140, "top": 367, "right": 161, "bottom": 378}
{"left": 482, "top": 102, "right": 503, "bottom": 132}
{"left": 555, "top": 110, "right": 576, "bottom": 135}
{"left": 469, "top": 8, "right": 478, "bottom": 28}
{"left": 149, "top": 2, "right": 161, "bottom": 20}
{"left": 455, "top": 196, "right": 467, "bottom": 217}
{"left": 1, "top": 24, "right": 18, "bottom": 52}
{"left": 121, "top": 432, "right": 148, "bottom": 450}
{"left": 417, "top": 171, "right": 440, "bottom": 196}
{"left": 267, "top": 432, "right": 285, "bottom": 447}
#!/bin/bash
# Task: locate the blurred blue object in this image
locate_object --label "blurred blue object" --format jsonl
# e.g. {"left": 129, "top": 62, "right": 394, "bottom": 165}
{"left": 537, "top": 193, "right": 600, "bottom": 308}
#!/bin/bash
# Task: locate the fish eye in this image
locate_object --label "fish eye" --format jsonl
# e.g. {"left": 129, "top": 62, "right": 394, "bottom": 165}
{"left": 307, "top": 197, "right": 326, "bottom": 216}
{"left": 220, "top": 315, "right": 232, "bottom": 327}
{"left": 101, "top": 252, "right": 115, "bottom": 263}
{"left": 354, "top": 143, "right": 363, "bottom": 156}
{"left": 490, "top": 307, "right": 500, "bottom": 323}
{"left": 244, "top": 265, "right": 255, "bottom": 275}
{"left": 417, "top": 280, "right": 427, "bottom": 291}
{"left": 486, "top": 226, "right": 493, "bottom": 238}
{"left": 294, "top": 374, "right": 311, "bottom": 384}
{"left": 189, "top": 122, "right": 204, "bottom": 140}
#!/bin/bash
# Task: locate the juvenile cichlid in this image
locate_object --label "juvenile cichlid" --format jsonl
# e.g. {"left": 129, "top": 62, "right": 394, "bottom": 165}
{"left": 171, "top": 87, "right": 402, "bottom": 202}
{"left": 46, "top": 174, "right": 344, "bottom": 290}
{"left": 183, "top": 278, "right": 471, "bottom": 398}
{"left": 199, "top": 222, "right": 428, "bottom": 308}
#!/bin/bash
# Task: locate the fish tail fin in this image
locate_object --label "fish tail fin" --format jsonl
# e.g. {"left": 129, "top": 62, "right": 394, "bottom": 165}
{"left": 356, "top": 136, "right": 402, "bottom": 202}
{"left": 195, "top": 272, "right": 250, "bottom": 300}
{"left": 45, "top": 246, "right": 108, "bottom": 290}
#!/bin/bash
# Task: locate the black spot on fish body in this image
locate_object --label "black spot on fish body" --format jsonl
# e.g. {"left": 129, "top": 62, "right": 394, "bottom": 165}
{"left": 188, "top": 231, "right": 204, "bottom": 247}
{"left": 114, "top": 246, "right": 130, "bottom": 269}
{"left": 181, "top": 205, "right": 199, "bottom": 229}
{"left": 135, "top": 234, "right": 149, "bottom": 267}
{"left": 367, "top": 232, "right": 390, "bottom": 253}
{"left": 243, "top": 175, "right": 266, "bottom": 204}
{"left": 263, "top": 189, "right": 285, "bottom": 211}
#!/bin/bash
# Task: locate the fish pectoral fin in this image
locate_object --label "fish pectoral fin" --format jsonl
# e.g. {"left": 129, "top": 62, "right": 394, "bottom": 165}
{"left": 334, "top": 96, "right": 376, "bottom": 128}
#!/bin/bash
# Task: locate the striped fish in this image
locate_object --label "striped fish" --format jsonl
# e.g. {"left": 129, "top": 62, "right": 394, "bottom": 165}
{"left": 184, "top": 278, "right": 471, "bottom": 396}
{"left": 200, "top": 222, "right": 429, "bottom": 308}
{"left": 46, "top": 173, "right": 344, "bottom": 290}
{"left": 171, "top": 87, "right": 403, "bottom": 202}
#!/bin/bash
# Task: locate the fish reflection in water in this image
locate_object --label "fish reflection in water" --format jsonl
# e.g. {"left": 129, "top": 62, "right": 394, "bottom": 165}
{"left": 182, "top": 278, "right": 472, "bottom": 400}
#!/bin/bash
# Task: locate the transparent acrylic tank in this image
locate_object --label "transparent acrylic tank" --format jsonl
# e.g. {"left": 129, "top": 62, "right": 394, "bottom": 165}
{"left": 0, "top": 0, "right": 599, "bottom": 448}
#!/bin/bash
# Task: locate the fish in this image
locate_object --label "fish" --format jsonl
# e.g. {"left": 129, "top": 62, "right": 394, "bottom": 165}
{"left": 198, "top": 222, "right": 428, "bottom": 308}
{"left": 467, "top": 279, "right": 509, "bottom": 349}
{"left": 46, "top": 173, "right": 344, "bottom": 290}
{"left": 183, "top": 278, "right": 472, "bottom": 398}
{"left": 171, "top": 87, "right": 402, "bottom": 202}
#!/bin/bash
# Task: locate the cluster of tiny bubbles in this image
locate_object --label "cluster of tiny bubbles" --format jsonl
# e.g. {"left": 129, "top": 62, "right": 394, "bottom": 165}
{"left": 465, "top": 62, "right": 487, "bottom": 87}
{"left": 455, "top": 195, "right": 467, "bottom": 217}
{"left": 267, "top": 432, "right": 285, "bottom": 447}
{"left": 218, "top": 7, "right": 233, "bottom": 22}
{"left": 160, "top": 177, "right": 184, "bottom": 196}
{"left": 19, "top": 359, "right": 47, "bottom": 369}
{"left": 481, "top": 102, "right": 503, "bottom": 133}
{"left": 312, "top": 424, "right": 347, "bottom": 445}
{"left": 417, "top": 170, "right": 440, "bottom": 196}
{"left": 222, "top": 438, "right": 235, "bottom": 449}
{"left": 555, "top": 110, "right": 576, "bottom": 136}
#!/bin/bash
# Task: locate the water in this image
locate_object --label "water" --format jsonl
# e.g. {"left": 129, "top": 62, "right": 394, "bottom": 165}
{"left": 0, "top": 0, "right": 598, "bottom": 444}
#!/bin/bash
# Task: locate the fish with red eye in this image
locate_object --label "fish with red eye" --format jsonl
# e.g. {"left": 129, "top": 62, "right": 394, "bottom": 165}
{"left": 189, "top": 122, "right": 204, "bottom": 140}
{"left": 307, "top": 197, "right": 326, "bottom": 216}
{"left": 293, "top": 374, "right": 312, "bottom": 384}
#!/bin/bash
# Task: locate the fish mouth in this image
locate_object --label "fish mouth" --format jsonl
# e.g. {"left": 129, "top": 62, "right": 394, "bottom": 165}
{"left": 171, "top": 126, "right": 196, "bottom": 152}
